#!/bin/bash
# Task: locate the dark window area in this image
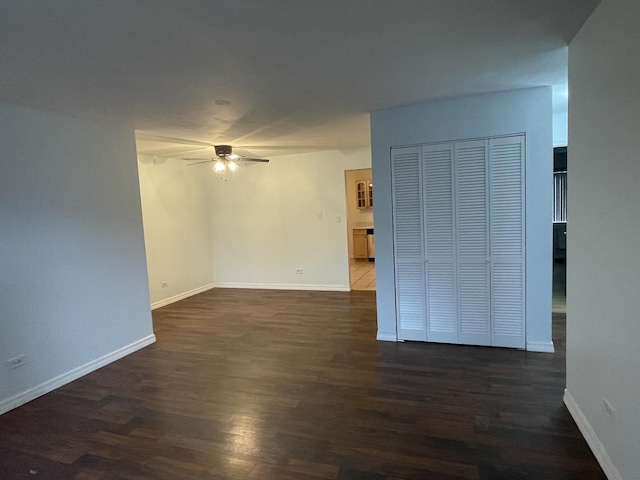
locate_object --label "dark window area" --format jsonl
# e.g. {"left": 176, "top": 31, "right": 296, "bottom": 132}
{"left": 554, "top": 147, "right": 567, "bottom": 223}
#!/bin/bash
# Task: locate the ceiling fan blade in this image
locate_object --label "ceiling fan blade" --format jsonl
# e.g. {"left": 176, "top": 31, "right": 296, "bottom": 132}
{"left": 240, "top": 157, "right": 270, "bottom": 163}
{"left": 181, "top": 157, "right": 213, "bottom": 161}
{"left": 237, "top": 145, "right": 328, "bottom": 151}
{"left": 137, "top": 133, "right": 214, "bottom": 147}
{"left": 184, "top": 160, "right": 213, "bottom": 166}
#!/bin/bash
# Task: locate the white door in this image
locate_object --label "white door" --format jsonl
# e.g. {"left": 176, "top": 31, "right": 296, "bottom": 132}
{"left": 455, "top": 139, "right": 491, "bottom": 346}
{"left": 422, "top": 143, "right": 457, "bottom": 344}
{"left": 391, "top": 135, "right": 525, "bottom": 348}
{"left": 489, "top": 136, "right": 525, "bottom": 348}
{"left": 391, "top": 146, "right": 426, "bottom": 341}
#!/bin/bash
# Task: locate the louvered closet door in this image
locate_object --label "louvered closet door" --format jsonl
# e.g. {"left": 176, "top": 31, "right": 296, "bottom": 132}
{"left": 422, "top": 143, "right": 457, "bottom": 344}
{"left": 391, "top": 146, "right": 426, "bottom": 341}
{"left": 455, "top": 140, "right": 491, "bottom": 346}
{"left": 489, "top": 136, "right": 525, "bottom": 348}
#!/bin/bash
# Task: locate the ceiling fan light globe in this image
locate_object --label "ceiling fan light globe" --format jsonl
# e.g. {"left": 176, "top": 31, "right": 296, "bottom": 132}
{"left": 213, "top": 160, "right": 226, "bottom": 173}
{"left": 228, "top": 153, "right": 239, "bottom": 160}
{"left": 227, "top": 160, "right": 239, "bottom": 172}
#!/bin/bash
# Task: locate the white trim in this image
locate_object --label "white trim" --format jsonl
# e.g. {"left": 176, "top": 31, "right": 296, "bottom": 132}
{"left": 526, "top": 341, "right": 555, "bottom": 353}
{"left": 215, "top": 282, "right": 350, "bottom": 292}
{"left": 563, "top": 389, "right": 623, "bottom": 480}
{"left": 377, "top": 331, "right": 397, "bottom": 342}
{"left": 151, "top": 284, "right": 215, "bottom": 310}
{"left": 0, "top": 334, "right": 156, "bottom": 415}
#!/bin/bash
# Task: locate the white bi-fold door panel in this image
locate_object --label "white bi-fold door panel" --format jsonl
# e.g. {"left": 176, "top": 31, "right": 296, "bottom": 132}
{"left": 391, "top": 146, "right": 426, "bottom": 341}
{"left": 455, "top": 139, "right": 491, "bottom": 346}
{"left": 422, "top": 143, "right": 457, "bottom": 344}
{"left": 489, "top": 136, "right": 525, "bottom": 348}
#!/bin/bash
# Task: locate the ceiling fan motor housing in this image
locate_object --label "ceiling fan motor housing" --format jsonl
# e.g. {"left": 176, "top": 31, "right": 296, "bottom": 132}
{"left": 215, "top": 144, "right": 233, "bottom": 157}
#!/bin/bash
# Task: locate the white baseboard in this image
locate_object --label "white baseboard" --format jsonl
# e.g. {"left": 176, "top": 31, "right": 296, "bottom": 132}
{"left": 151, "top": 284, "right": 215, "bottom": 310}
{"left": 214, "top": 282, "right": 350, "bottom": 292}
{"left": 526, "top": 341, "right": 555, "bottom": 353}
{"left": 563, "top": 389, "right": 623, "bottom": 480}
{"left": 0, "top": 334, "right": 156, "bottom": 415}
{"left": 377, "top": 331, "right": 397, "bottom": 342}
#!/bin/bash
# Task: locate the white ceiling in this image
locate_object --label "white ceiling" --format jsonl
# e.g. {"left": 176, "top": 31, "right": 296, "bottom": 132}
{"left": 0, "top": 1, "right": 599, "bottom": 158}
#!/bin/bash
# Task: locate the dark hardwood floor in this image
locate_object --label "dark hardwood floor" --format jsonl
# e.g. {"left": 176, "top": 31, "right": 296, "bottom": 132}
{"left": 0, "top": 286, "right": 605, "bottom": 479}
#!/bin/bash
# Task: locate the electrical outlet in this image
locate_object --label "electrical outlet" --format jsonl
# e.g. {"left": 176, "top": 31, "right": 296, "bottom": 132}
{"left": 161, "top": 282, "right": 168, "bottom": 288}
{"left": 7, "top": 354, "right": 26, "bottom": 370}
{"left": 296, "top": 268, "right": 303, "bottom": 274}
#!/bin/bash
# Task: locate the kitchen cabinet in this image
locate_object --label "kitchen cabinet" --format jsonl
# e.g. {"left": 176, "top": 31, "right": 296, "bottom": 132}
{"left": 353, "top": 229, "right": 368, "bottom": 259}
{"left": 356, "top": 180, "right": 373, "bottom": 209}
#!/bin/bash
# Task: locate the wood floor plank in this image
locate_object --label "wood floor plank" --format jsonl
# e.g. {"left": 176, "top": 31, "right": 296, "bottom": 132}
{"left": 0, "top": 288, "right": 605, "bottom": 479}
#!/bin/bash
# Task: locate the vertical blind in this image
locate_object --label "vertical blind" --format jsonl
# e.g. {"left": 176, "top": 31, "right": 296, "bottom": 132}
{"left": 553, "top": 171, "right": 567, "bottom": 223}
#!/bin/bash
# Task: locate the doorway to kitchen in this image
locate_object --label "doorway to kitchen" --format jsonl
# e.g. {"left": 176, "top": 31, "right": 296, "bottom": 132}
{"left": 344, "top": 168, "right": 375, "bottom": 291}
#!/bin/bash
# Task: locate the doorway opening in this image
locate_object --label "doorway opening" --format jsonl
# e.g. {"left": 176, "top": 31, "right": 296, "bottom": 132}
{"left": 344, "top": 168, "right": 375, "bottom": 291}
{"left": 553, "top": 146, "right": 567, "bottom": 314}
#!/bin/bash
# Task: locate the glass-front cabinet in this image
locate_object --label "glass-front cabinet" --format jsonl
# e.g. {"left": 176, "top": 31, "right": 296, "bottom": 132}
{"left": 356, "top": 180, "right": 373, "bottom": 209}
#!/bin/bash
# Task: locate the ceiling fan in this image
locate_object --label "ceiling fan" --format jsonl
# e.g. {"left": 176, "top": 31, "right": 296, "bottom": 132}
{"left": 181, "top": 144, "right": 269, "bottom": 174}
{"left": 135, "top": 134, "right": 270, "bottom": 174}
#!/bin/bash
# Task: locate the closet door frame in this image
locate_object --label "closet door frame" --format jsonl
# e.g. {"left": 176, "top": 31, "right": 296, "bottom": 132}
{"left": 391, "top": 134, "right": 526, "bottom": 348}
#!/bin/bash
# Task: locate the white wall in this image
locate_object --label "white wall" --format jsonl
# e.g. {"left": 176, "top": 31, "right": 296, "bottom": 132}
{"left": 345, "top": 168, "right": 374, "bottom": 258}
{"left": 566, "top": 1, "right": 640, "bottom": 478}
{"left": 553, "top": 110, "right": 568, "bottom": 147}
{"left": 137, "top": 155, "right": 214, "bottom": 308}
{"left": 371, "top": 88, "right": 553, "bottom": 351}
{"left": 209, "top": 148, "right": 371, "bottom": 290}
{"left": 0, "top": 101, "right": 154, "bottom": 414}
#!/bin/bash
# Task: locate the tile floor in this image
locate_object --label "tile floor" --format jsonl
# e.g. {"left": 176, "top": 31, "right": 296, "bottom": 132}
{"left": 350, "top": 258, "right": 376, "bottom": 291}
